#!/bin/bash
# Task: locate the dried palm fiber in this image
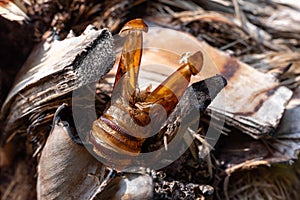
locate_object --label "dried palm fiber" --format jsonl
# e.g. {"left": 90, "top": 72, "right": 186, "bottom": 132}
{"left": 241, "top": 51, "right": 300, "bottom": 90}
{"left": 223, "top": 159, "right": 300, "bottom": 200}
{"left": 2, "top": 0, "right": 299, "bottom": 50}
{"left": 146, "top": 0, "right": 300, "bottom": 54}
{"left": 1, "top": 155, "right": 37, "bottom": 200}
{"left": 0, "top": 0, "right": 148, "bottom": 39}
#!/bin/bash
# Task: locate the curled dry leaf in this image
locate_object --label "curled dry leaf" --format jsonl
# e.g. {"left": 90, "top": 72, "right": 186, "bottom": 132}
{"left": 37, "top": 105, "right": 104, "bottom": 199}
